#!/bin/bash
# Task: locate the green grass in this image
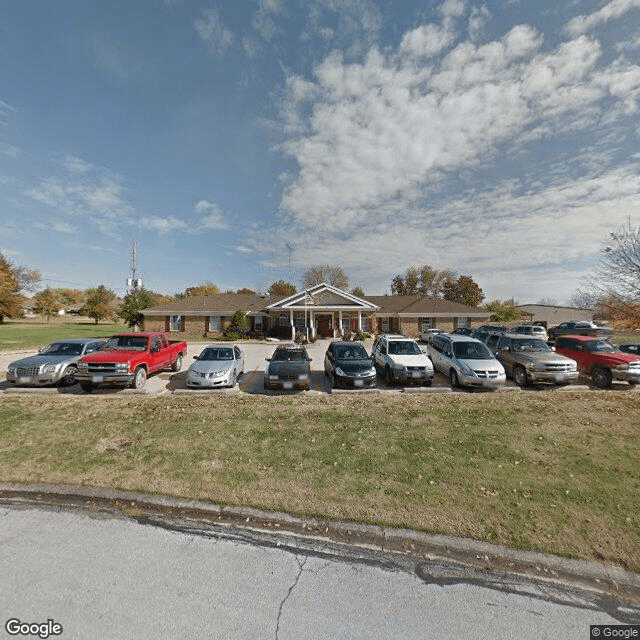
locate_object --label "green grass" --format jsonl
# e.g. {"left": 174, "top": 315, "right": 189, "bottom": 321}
{"left": 0, "top": 317, "right": 127, "bottom": 350}
{"left": 0, "top": 391, "right": 638, "bottom": 571}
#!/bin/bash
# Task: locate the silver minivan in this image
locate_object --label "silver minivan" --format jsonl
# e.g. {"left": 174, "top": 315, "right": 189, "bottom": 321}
{"left": 427, "top": 333, "right": 506, "bottom": 389}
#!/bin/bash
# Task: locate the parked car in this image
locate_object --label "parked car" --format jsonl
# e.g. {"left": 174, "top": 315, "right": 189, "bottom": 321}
{"left": 547, "top": 321, "right": 613, "bottom": 341}
{"left": 371, "top": 334, "right": 434, "bottom": 386}
{"left": 618, "top": 343, "right": 640, "bottom": 355}
{"left": 494, "top": 334, "right": 578, "bottom": 387}
{"left": 452, "top": 327, "right": 473, "bottom": 336}
{"left": 6, "top": 338, "right": 106, "bottom": 387}
{"left": 419, "top": 328, "right": 444, "bottom": 343}
{"left": 475, "top": 324, "right": 508, "bottom": 335}
{"left": 485, "top": 333, "right": 502, "bottom": 352}
{"left": 186, "top": 343, "right": 244, "bottom": 389}
{"left": 76, "top": 332, "right": 187, "bottom": 392}
{"left": 554, "top": 336, "right": 640, "bottom": 388}
{"left": 428, "top": 334, "right": 506, "bottom": 390}
{"left": 324, "top": 341, "right": 377, "bottom": 389}
{"left": 509, "top": 324, "right": 549, "bottom": 341}
{"left": 264, "top": 343, "right": 312, "bottom": 390}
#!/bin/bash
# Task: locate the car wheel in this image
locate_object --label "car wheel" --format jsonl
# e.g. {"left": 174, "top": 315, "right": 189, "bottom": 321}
{"left": 60, "top": 365, "right": 78, "bottom": 386}
{"left": 513, "top": 366, "right": 528, "bottom": 388}
{"left": 132, "top": 367, "right": 147, "bottom": 390}
{"left": 384, "top": 367, "right": 394, "bottom": 386}
{"left": 629, "top": 380, "right": 638, "bottom": 386}
{"left": 330, "top": 372, "right": 337, "bottom": 389}
{"left": 228, "top": 371, "right": 236, "bottom": 388}
{"left": 449, "top": 369, "right": 460, "bottom": 389}
{"left": 80, "top": 382, "right": 94, "bottom": 393}
{"left": 592, "top": 366, "right": 612, "bottom": 389}
{"left": 171, "top": 354, "right": 183, "bottom": 372}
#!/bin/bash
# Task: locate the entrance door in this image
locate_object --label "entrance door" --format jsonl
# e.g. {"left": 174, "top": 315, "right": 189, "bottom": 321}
{"left": 316, "top": 315, "right": 333, "bottom": 338}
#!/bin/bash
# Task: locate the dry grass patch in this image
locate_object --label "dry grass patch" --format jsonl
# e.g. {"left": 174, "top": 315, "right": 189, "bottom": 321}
{"left": 0, "top": 391, "right": 638, "bottom": 570}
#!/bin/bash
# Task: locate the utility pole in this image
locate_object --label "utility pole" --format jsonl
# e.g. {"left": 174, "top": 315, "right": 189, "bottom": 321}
{"left": 127, "top": 241, "right": 142, "bottom": 292}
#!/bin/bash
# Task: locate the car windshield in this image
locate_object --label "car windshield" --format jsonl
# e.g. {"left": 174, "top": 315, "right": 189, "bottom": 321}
{"left": 272, "top": 349, "right": 306, "bottom": 361}
{"left": 388, "top": 341, "right": 421, "bottom": 355}
{"left": 41, "top": 342, "right": 84, "bottom": 356}
{"left": 586, "top": 340, "right": 617, "bottom": 353}
{"left": 335, "top": 345, "right": 368, "bottom": 360}
{"left": 199, "top": 347, "right": 233, "bottom": 361}
{"left": 511, "top": 339, "right": 550, "bottom": 352}
{"left": 453, "top": 342, "right": 493, "bottom": 359}
{"left": 104, "top": 336, "right": 148, "bottom": 351}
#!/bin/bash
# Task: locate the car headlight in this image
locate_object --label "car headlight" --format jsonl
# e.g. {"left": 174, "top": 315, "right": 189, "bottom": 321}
{"left": 369, "top": 367, "right": 377, "bottom": 376}
{"left": 7, "top": 364, "right": 16, "bottom": 374}
{"left": 298, "top": 373, "right": 309, "bottom": 380}
{"left": 78, "top": 362, "right": 88, "bottom": 370}
{"left": 615, "top": 364, "right": 629, "bottom": 371}
{"left": 459, "top": 363, "right": 474, "bottom": 376}
{"left": 335, "top": 367, "right": 345, "bottom": 376}
{"left": 211, "top": 369, "right": 229, "bottom": 378}
{"left": 42, "top": 363, "right": 58, "bottom": 373}
{"left": 115, "top": 362, "right": 129, "bottom": 372}
{"left": 393, "top": 363, "right": 406, "bottom": 372}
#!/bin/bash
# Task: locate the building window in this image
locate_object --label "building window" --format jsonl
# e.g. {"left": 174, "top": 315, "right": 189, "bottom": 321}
{"left": 209, "top": 316, "right": 221, "bottom": 332}
{"left": 457, "top": 317, "right": 468, "bottom": 328}
{"left": 381, "top": 317, "right": 390, "bottom": 332}
{"left": 361, "top": 316, "right": 370, "bottom": 332}
{"left": 254, "top": 316, "right": 263, "bottom": 332}
{"left": 420, "top": 317, "right": 434, "bottom": 331}
{"left": 279, "top": 313, "right": 289, "bottom": 327}
{"left": 295, "top": 312, "right": 306, "bottom": 330}
{"left": 170, "top": 315, "right": 182, "bottom": 332}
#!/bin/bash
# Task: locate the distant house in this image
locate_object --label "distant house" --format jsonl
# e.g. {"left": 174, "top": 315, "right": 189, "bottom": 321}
{"left": 516, "top": 304, "right": 593, "bottom": 327}
{"left": 141, "top": 282, "right": 492, "bottom": 340}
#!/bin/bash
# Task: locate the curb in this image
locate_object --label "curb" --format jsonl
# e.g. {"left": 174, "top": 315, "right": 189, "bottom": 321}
{"left": 1, "top": 482, "right": 639, "bottom": 605}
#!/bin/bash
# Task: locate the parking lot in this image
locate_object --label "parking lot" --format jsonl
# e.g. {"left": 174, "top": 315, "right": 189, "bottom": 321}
{"left": 5, "top": 338, "right": 631, "bottom": 397}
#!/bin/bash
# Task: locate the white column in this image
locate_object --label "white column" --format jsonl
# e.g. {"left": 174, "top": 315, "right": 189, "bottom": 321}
{"left": 358, "top": 312, "right": 362, "bottom": 331}
{"left": 338, "top": 310, "right": 343, "bottom": 338}
{"left": 310, "top": 310, "right": 316, "bottom": 338}
{"left": 290, "top": 309, "right": 295, "bottom": 340}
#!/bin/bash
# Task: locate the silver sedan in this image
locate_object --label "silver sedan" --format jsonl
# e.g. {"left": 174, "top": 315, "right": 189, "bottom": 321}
{"left": 186, "top": 343, "right": 245, "bottom": 389}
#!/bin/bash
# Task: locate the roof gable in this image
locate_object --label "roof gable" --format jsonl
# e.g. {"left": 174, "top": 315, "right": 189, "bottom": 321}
{"left": 267, "top": 283, "right": 378, "bottom": 310}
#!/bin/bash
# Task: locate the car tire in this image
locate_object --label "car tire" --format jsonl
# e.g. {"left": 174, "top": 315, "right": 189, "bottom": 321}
{"left": 80, "top": 382, "right": 94, "bottom": 393}
{"left": 513, "top": 366, "right": 528, "bottom": 388}
{"left": 592, "top": 366, "right": 612, "bottom": 389}
{"left": 384, "top": 367, "right": 394, "bottom": 386}
{"left": 228, "top": 371, "right": 236, "bottom": 388}
{"left": 629, "top": 380, "right": 638, "bottom": 386}
{"left": 60, "top": 365, "right": 78, "bottom": 386}
{"left": 171, "top": 354, "right": 183, "bottom": 372}
{"left": 132, "top": 367, "right": 147, "bottom": 390}
{"left": 449, "top": 369, "right": 460, "bottom": 389}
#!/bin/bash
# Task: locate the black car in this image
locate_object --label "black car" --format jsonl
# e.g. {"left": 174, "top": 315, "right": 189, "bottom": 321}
{"left": 324, "top": 341, "right": 377, "bottom": 389}
{"left": 264, "top": 344, "right": 312, "bottom": 390}
{"left": 619, "top": 343, "right": 640, "bottom": 355}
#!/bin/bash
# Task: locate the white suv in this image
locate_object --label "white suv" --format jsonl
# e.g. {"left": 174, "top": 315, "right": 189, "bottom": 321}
{"left": 371, "top": 334, "right": 434, "bottom": 386}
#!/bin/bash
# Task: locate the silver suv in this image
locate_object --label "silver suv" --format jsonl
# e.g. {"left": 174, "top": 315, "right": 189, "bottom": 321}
{"left": 371, "top": 335, "right": 434, "bottom": 386}
{"left": 427, "top": 333, "right": 506, "bottom": 390}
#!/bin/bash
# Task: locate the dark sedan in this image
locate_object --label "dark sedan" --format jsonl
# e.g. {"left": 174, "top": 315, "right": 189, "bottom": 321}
{"left": 619, "top": 343, "right": 640, "bottom": 355}
{"left": 324, "top": 341, "right": 377, "bottom": 389}
{"left": 264, "top": 343, "right": 312, "bottom": 390}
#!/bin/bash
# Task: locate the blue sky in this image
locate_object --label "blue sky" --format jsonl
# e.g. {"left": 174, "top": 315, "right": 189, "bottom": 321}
{"left": 2, "top": 0, "right": 640, "bottom": 304}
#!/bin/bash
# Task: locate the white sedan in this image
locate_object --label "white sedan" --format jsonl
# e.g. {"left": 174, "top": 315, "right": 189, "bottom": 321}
{"left": 186, "top": 343, "right": 244, "bottom": 388}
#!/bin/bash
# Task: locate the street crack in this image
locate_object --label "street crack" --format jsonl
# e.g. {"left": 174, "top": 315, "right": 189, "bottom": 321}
{"left": 276, "top": 556, "right": 307, "bottom": 640}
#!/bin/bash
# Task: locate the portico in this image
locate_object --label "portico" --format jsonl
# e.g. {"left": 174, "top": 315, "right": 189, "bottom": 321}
{"left": 266, "top": 283, "right": 379, "bottom": 340}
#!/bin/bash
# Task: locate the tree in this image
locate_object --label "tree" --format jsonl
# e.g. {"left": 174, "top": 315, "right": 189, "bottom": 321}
{"left": 224, "top": 309, "right": 250, "bottom": 338}
{"left": 118, "top": 288, "right": 157, "bottom": 329}
{"left": 351, "top": 286, "right": 365, "bottom": 298}
{"left": 441, "top": 275, "right": 485, "bottom": 307}
{"left": 235, "top": 288, "right": 256, "bottom": 295}
{"left": 0, "top": 253, "right": 22, "bottom": 323}
{"left": 53, "top": 288, "right": 85, "bottom": 306}
{"left": 302, "top": 265, "right": 349, "bottom": 290}
{"left": 33, "top": 288, "right": 61, "bottom": 323}
{"left": 483, "top": 299, "right": 522, "bottom": 323}
{"left": 181, "top": 282, "right": 220, "bottom": 297}
{"left": 82, "top": 285, "right": 116, "bottom": 324}
{"left": 390, "top": 265, "right": 455, "bottom": 298}
{"left": 267, "top": 280, "right": 297, "bottom": 297}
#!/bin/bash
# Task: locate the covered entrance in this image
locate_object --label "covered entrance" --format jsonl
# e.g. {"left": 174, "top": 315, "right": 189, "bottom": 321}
{"left": 316, "top": 314, "right": 333, "bottom": 338}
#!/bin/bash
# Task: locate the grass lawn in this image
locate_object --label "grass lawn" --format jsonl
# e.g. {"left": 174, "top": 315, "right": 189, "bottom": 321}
{"left": 0, "top": 317, "right": 128, "bottom": 350}
{"left": 0, "top": 391, "right": 638, "bottom": 571}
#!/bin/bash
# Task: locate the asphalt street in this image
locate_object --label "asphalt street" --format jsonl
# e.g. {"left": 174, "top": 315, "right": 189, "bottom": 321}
{"left": 0, "top": 504, "right": 632, "bottom": 640}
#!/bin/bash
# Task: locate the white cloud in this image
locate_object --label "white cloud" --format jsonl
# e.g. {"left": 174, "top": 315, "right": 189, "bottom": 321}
{"left": 194, "top": 199, "right": 229, "bottom": 230}
{"left": 63, "top": 155, "right": 92, "bottom": 174}
{"left": 138, "top": 216, "right": 187, "bottom": 234}
{"left": 195, "top": 8, "right": 235, "bottom": 55}
{"left": 565, "top": 0, "right": 640, "bottom": 36}
{"left": 52, "top": 221, "right": 77, "bottom": 234}
{"left": 0, "top": 143, "right": 20, "bottom": 158}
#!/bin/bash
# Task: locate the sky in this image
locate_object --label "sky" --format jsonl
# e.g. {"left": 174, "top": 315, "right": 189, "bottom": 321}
{"left": 2, "top": 0, "right": 640, "bottom": 304}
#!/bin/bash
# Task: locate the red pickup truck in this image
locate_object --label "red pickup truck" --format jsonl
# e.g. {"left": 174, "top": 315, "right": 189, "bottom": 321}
{"left": 554, "top": 335, "right": 640, "bottom": 388}
{"left": 76, "top": 332, "right": 187, "bottom": 392}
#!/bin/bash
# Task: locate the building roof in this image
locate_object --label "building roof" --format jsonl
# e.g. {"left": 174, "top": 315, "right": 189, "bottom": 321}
{"left": 365, "top": 295, "right": 490, "bottom": 317}
{"left": 142, "top": 293, "right": 284, "bottom": 316}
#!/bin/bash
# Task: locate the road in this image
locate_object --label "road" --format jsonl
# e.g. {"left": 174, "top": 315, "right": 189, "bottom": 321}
{"left": 0, "top": 504, "right": 633, "bottom": 640}
{"left": 1, "top": 339, "right": 618, "bottom": 397}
